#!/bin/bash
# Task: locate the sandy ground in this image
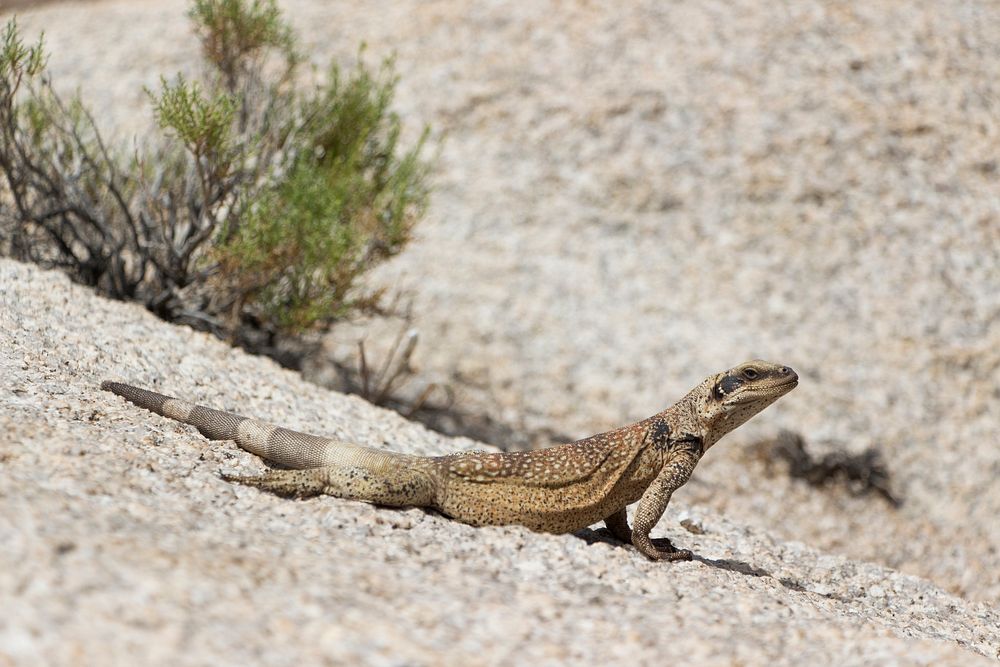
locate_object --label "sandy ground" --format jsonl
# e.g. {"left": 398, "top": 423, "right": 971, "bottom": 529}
{"left": 2, "top": 0, "right": 998, "bottom": 647}
{"left": 2, "top": 258, "right": 999, "bottom": 665}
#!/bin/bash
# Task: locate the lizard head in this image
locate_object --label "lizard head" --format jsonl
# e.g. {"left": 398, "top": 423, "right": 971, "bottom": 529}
{"left": 697, "top": 360, "right": 798, "bottom": 446}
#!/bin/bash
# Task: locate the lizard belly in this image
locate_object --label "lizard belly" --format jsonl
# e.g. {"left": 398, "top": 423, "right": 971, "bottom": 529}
{"left": 436, "top": 473, "right": 649, "bottom": 534}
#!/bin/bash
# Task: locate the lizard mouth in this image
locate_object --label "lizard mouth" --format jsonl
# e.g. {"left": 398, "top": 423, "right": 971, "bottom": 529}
{"left": 774, "top": 367, "right": 799, "bottom": 388}
{"left": 773, "top": 376, "right": 798, "bottom": 394}
{"left": 764, "top": 371, "right": 799, "bottom": 396}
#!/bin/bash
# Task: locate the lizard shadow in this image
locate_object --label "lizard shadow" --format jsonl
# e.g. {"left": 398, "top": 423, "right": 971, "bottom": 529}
{"left": 576, "top": 528, "right": 772, "bottom": 579}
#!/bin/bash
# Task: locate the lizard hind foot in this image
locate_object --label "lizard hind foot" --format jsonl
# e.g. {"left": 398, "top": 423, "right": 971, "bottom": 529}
{"left": 221, "top": 467, "right": 328, "bottom": 498}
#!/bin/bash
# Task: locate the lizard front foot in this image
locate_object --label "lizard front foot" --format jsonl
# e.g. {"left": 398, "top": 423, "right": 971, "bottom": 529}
{"left": 633, "top": 535, "right": 693, "bottom": 562}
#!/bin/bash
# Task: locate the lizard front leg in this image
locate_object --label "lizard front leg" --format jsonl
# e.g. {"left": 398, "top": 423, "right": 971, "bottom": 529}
{"left": 631, "top": 449, "right": 700, "bottom": 561}
{"left": 603, "top": 507, "right": 686, "bottom": 552}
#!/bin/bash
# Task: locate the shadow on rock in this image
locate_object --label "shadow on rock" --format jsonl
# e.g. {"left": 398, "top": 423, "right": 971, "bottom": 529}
{"left": 577, "top": 528, "right": 772, "bottom": 578}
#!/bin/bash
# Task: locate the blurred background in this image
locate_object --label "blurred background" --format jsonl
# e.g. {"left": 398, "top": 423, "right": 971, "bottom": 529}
{"left": 4, "top": 0, "right": 998, "bottom": 605}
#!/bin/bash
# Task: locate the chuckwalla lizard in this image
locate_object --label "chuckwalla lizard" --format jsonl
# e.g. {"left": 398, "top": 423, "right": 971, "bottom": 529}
{"left": 103, "top": 360, "right": 797, "bottom": 560}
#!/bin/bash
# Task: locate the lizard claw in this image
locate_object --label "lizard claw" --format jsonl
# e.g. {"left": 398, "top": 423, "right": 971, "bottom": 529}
{"left": 650, "top": 537, "right": 693, "bottom": 561}
{"left": 634, "top": 535, "right": 694, "bottom": 561}
{"left": 652, "top": 547, "right": 693, "bottom": 562}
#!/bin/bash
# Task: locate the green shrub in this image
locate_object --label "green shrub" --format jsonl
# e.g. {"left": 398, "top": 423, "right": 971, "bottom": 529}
{"left": 0, "top": 1, "right": 430, "bottom": 351}
{"left": 215, "top": 58, "right": 429, "bottom": 331}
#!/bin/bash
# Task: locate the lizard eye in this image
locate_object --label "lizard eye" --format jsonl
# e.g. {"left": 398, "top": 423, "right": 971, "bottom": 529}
{"left": 742, "top": 368, "right": 759, "bottom": 380}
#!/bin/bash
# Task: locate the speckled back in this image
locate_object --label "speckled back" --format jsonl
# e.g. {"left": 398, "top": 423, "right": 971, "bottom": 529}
{"left": 432, "top": 416, "right": 667, "bottom": 533}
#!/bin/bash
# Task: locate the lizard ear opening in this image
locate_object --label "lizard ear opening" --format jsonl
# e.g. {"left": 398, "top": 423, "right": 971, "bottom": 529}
{"left": 713, "top": 375, "right": 743, "bottom": 401}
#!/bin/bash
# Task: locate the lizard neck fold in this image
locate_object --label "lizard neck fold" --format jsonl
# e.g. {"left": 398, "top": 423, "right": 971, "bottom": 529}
{"left": 651, "top": 390, "right": 707, "bottom": 449}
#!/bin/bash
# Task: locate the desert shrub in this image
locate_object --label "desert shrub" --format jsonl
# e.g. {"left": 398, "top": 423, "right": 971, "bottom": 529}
{"left": 212, "top": 57, "right": 428, "bottom": 332}
{"left": 0, "top": 1, "right": 430, "bottom": 357}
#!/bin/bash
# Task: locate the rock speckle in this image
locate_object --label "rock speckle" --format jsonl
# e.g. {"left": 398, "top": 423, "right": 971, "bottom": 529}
{"left": 3, "top": 0, "right": 1000, "bottom": 661}
{"left": 2, "top": 259, "right": 999, "bottom": 665}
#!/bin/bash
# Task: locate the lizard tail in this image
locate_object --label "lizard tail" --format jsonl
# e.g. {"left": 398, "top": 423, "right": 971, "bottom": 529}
{"left": 100, "top": 382, "right": 437, "bottom": 505}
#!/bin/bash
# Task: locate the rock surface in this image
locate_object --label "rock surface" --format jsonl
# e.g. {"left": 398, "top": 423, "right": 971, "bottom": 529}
{"left": 3, "top": 0, "right": 1000, "bottom": 660}
{"left": 10, "top": 0, "right": 998, "bottom": 604}
{"left": 2, "top": 259, "right": 998, "bottom": 665}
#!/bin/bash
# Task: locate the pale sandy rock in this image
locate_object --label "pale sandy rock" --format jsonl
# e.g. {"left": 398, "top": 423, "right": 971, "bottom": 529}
{"left": 1, "top": 259, "right": 999, "bottom": 665}
{"left": 4, "top": 0, "right": 999, "bottom": 615}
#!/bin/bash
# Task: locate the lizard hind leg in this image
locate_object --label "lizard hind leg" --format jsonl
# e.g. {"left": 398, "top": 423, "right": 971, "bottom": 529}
{"left": 222, "top": 468, "right": 329, "bottom": 498}
{"left": 604, "top": 507, "right": 633, "bottom": 542}
{"left": 223, "top": 463, "right": 437, "bottom": 507}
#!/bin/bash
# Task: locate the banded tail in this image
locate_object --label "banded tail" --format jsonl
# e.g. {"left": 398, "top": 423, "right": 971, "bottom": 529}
{"left": 101, "top": 382, "right": 437, "bottom": 504}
